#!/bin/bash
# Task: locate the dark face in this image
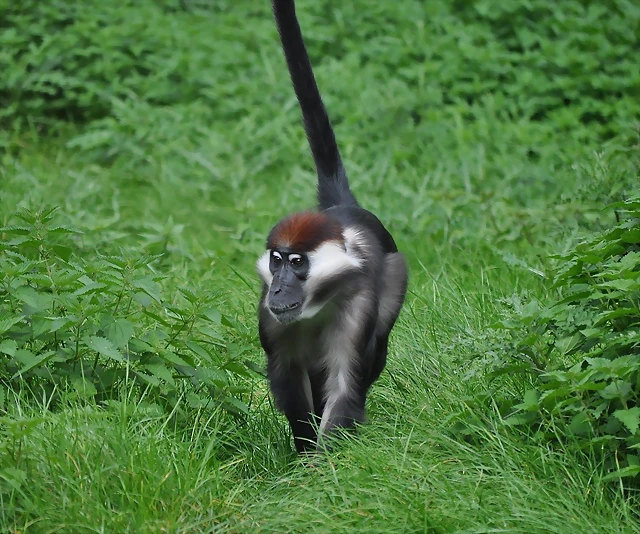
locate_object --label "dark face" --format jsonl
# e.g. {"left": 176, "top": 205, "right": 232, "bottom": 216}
{"left": 268, "top": 249, "right": 309, "bottom": 322}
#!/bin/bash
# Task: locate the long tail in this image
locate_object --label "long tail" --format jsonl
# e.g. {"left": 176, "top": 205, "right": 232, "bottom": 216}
{"left": 272, "top": 0, "right": 359, "bottom": 209}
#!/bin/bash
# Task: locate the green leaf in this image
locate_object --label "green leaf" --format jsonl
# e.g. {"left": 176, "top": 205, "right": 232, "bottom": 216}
{"left": 223, "top": 397, "right": 249, "bottom": 416}
{"left": 14, "top": 286, "right": 53, "bottom": 311}
{"left": 200, "top": 308, "right": 221, "bottom": 324}
{"left": 555, "top": 333, "right": 583, "bottom": 355}
{"left": 11, "top": 350, "right": 56, "bottom": 379}
{"left": 157, "top": 348, "right": 190, "bottom": 367}
{"left": 580, "top": 327, "right": 605, "bottom": 338}
{"left": 73, "top": 281, "right": 107, "bottom": 296}
{"left": 0, "top": 339, "right": 18, "bottom": 356}
{"left": 6, "top": 236, "right": 40, "bottom": 247}
{"left": 514, "top": 389, "right": 539, "bottom": 412}
{"left": 72, "top": 377, "right": 98, "bottom": 398}
{"left": 568, "top": 412, "right": 592, "bottom": 436}
{"left": 142, "top": 310, "right": 171, "bottom": 327}
{"left": 144, "top": 363, "right": 175, "bottom": 385}
{"left": 503, "top": 412, "right": 538, "bottom": 426}
{"left": 574, "top": 381, "right": 606, "bottom": 392}
{"left": 0, "top": 467, "right": 27, "bottom": 492}
{"left": 104, "top": 318, "right": 135, "bottom": 349}
{"left": 0, "top": 315, "right": 24, "bottom": 335}
{"left": 179, "top": 287, "right": 199, "bottom": 304}
{"left": 48, "top": 225, "right": 83, "bottom": 236}
{"left": 616, "top": 251, "right": 640, "bottom": 271}
{"left": 186, "top": 341, "right": 213, "bottom": 363}
{"left": 52, "top": 245, "right": 73, "bottom": 261}
{"left": 128, "top": 337, "right": 154, "bottom": 354}
{"left": 0, "top": 225, "right": 31, "bottom": 235}
{"left": 488, "top": 363, "right": 535, "bottom": 380}
{"left": 613, "top": 408, "right": 640, "bottom": 435}
{"left": 596, "top": 307, "right": 638, "bottom": 324}
{"left": 620, "top": 228, "right": 640, "bottom": 244}
{"left": 134, "top": 370, "right": 161, "bottom": 387}
{"left": 32, "top": 316, "right": 76, "bottom": 338}
{"left": 197, "top": 367, "right": 229, "bottom": 387}
{"left": 221, "top": 314, "right": 235, "bottom": 328}
{"left": 602, "top": 465, "right": 640, "bottom": 481}
{"left": 197, "top": 326, "right": 225, "bottom": 343}
{"left": 600, "top": 380, "right": 633, "bottom": 400}
{"left": 599, "top": 279, "right": 638, "bottom": 291}
{"left": 222, "top": 359, "right": 252, "bottom": 378}
{"left": 133, "top": 292, "right": 153, "bottom": 307}
{"left": 244, "top": 359, "right": 267, "bottom": 377}
{"left": 84, "top": 335, "right": 124, "bottom": 362}
{"left": 607, "top": 199, "right": 640, "bottom": 212}
{"left": 131, "top": 277, "right": 162, "bottom": 303}
{"left": 186, "top": 391, "right": 209, "bottom": 408}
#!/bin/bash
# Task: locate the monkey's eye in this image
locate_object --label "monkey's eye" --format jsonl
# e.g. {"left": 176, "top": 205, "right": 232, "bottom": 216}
{"left": 289, "top": 254, "right": 304, "bottom": 267}
{"left": 271, "top": 251, "right": 283, "bottom": 263}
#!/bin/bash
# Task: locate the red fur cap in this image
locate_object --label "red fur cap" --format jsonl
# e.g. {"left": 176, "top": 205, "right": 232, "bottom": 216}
{"left": 267, "top": 211, "right": 343, "bottom": 252}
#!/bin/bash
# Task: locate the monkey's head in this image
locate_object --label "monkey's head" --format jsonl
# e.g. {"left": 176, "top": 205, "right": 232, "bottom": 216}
{"left": 257, "top": 211, "right": 363, "bottom": 324}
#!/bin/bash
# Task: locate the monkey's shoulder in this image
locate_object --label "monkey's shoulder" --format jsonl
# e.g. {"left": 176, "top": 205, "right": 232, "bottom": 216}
{"left": 323, "top": 205, "right": 398, "bottom": 254}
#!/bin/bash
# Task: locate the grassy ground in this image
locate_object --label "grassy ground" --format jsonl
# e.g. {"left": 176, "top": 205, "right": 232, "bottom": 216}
{"left": 1, "top": 1, "right": 639, "bottom": 532}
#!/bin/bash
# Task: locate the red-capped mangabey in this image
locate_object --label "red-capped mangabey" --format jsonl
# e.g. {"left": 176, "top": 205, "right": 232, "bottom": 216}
{"left": 257, "top": 0, "right": 408, "bottom": 453}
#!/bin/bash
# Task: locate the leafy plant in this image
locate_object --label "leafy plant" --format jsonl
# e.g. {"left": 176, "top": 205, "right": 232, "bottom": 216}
{"left": 0, "top": 206, "right": 250, "bottom": 416}
{"left": 0, "top": 0, "right": 270, "bottom": 131}
{"left": 2, "top": 0, "right": 638, "bottom": 147}
{"left": 486, "top": 197, "right": 640, "bottom": 479}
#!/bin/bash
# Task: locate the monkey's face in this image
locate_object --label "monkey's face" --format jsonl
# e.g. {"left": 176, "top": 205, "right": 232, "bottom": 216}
{"left": 264, "top": 249, "right": 309, "bottom": 323}
{"left": 257, "top": 212, "right": 364, "bottom": 324}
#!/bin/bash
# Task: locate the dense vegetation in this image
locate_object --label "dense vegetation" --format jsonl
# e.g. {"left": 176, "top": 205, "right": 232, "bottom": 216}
{"left": 1, "top": 0, "right": 639, "bottom": 531}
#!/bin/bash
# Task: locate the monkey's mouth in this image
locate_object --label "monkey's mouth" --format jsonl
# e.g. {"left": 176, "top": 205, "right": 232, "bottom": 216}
{"left": 269, "top": 301, "right": 302, "bottom": 316}
{"left": 269, "top": 301, "right": 303, "bottom": 323}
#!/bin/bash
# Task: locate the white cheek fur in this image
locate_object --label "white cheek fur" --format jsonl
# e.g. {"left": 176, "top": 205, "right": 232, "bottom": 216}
{"left": 256, "top": 250, "right": 273, "bottom": 285}
{"left": 304, "top": 234, "right": 364, "bottom": 299}
{"left": 307, "top": 242, "right": 361, "bottom": 284}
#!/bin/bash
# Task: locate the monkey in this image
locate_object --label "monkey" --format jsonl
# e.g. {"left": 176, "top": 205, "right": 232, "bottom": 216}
{"left": 256, "top": 0, "right": 408, "bottom": 453}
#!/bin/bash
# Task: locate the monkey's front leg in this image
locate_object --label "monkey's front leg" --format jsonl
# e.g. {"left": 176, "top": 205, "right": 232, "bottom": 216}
{"left": 268, "top": 362, "right": 317, "bottom": 453}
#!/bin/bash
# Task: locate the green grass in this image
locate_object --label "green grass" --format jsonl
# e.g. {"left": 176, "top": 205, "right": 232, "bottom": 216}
{"left": 1, "top": 0, "right": 640, "bottom": 532}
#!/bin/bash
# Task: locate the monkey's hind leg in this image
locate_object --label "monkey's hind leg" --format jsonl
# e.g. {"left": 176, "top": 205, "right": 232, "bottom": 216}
{"left": 316, "top": 357, "right": 368, "bottom": 450}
